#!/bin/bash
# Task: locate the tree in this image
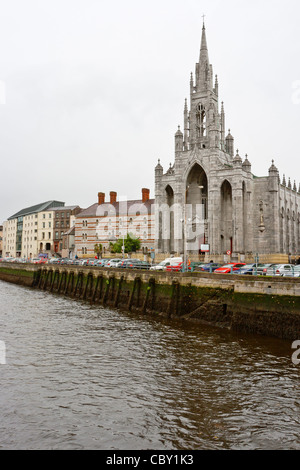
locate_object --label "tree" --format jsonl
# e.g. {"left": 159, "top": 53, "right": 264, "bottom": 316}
{"left": 94, "top": 243, "right": 103, "bottom": 259}
{"left": 111, "top": 233, "right": 141, "bottom": 254}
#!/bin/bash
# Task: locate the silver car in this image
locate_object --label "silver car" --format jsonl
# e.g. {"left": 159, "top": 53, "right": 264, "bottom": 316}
{"left": 265, "top": 264, "right": 295, "bottom": 276}
{"left": 282, "top": 265, "right": 300, "bottom": 277}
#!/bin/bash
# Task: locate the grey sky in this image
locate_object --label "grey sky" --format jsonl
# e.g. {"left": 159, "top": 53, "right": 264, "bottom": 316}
{"left": 1, "top": 0, "right": 300, "bottom": 223}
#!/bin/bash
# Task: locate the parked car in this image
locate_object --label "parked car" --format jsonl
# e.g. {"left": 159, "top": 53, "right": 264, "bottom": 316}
{"left": 260, "top": 264, "right": 279, "bottom": 276}
{"left": 214, "top": 263, "right": 246, "bottom": 274}
{"left": 150, "top": 258, "right": 183, "bottom": 271}
{"left": 282, "top": 265, "right": 300, "bottom": 277}
{"left": 166, "top": 262, "right": 192, "bottom": 272}
{"left": 192, "top": 263, "right": 208, "bottom": 272}
{"left": 237, "top": 264, "right": 258, "bottom": 275}
{"left": 120, "top": 259, "right": 142, "bottom": 269}
{"left": 94, "top": 259, "right": 106, "bottom": 267}
{"left": 106, "top": 259, "right": 123, "bottom": 268}
{"left": 265, "top": 264, "right": 296, "bottom": 276}
{"left": 195, "top": 263, "right": 222, "bottom": 273}
{"left": 138, "top": 261, "right": 152, "bottom": 270}
{"left": 87, "top": 259, "right": 98, "bottom": 266}
{"left": 32, "top": 258, "right": 46, "bottom": 264}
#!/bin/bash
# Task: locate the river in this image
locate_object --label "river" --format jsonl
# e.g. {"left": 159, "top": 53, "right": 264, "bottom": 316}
{"left": 0, "top": 280, "right": 299, "bottom": 450}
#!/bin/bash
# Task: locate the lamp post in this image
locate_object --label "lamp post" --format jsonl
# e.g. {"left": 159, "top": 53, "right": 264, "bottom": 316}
{"left": 122, "top": 233, "right": 125, "bottom": 258}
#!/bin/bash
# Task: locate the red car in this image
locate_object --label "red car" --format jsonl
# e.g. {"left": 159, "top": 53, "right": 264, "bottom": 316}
{"left": 214, "top": 263, "right": 246, "bottom": 274}
{"left": 32, "top": 258, "right": 47, "bottom": 264}
{"left": 166, "top": 262, "right": 191, "bottom": 272}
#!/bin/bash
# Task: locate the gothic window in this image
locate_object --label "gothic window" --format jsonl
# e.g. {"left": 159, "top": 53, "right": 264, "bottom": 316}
{"left": 196, "top": 104, "right": 206, "bottom": 138}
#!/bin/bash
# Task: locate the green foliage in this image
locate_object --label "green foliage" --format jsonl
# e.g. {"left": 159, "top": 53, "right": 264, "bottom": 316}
{"left": 110, "top": 233, "right": 141, "bottom": 254}
{"left": 94, "top": 243, "right": 103, "bottom": 257}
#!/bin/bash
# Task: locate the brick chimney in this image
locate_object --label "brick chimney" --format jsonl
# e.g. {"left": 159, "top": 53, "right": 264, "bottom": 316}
{"left": 98, "top": 192, "right": 105, "bottom": 205}
{"left": 142, "top": 188, "right": 150, "bottom": 203}
{"left": 110, "top": 191, "right": 117, "bottom": 204}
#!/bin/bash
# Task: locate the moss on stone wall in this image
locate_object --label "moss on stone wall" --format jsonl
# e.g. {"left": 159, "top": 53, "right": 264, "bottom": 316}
{"left": 0, "top": 264, "right": 299, "bottom": 340}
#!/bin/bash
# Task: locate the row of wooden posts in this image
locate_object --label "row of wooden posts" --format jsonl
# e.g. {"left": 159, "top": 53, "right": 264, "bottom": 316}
{"left": 34, "top": 268, "right": 181, "bottom": 317}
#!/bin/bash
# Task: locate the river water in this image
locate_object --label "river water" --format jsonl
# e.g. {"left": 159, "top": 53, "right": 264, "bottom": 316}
{"left": 0, "top": 280, "right": 299, "bottom": 450}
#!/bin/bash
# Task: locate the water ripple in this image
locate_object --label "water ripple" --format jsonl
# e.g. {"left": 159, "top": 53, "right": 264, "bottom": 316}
{"left": 0, "top": 281, "right": 299, "bottom": 450}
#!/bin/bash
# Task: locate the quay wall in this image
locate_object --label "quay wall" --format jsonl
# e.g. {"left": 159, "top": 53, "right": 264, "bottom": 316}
{"left": 0, "top": 262, "right": 299, "bottom": 341}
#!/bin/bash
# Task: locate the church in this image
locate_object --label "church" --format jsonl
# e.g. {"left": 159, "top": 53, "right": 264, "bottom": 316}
{"left": 154, "top": 22, "right": 300, "bottom": 264}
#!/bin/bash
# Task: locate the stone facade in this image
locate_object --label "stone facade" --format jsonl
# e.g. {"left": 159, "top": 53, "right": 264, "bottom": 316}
{"left": 1, "top": 201, "right": 81, "bottom": 259}
{"left": 74, "top": 189, "right": 155, "bottom": 258}
{"left": 155, "top": 23, "right": 300, "bottom": 263}
{"left": 50, "top": 206, "right": 81, "bottom": 255}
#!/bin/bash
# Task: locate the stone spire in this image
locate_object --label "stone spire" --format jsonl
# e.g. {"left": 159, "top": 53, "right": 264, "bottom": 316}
{"left": 197, "top": 21, "right": 211, "bottom": 91}
{"left": 214, "top": 75, "right": 219, "bottom": 96}
{"left": 268, "top": 160, "right": 279, "bottom": 192}
{"left": 225, "top": 129, "right": 234, "bottom": 157}
{"left": 233, "top": 149, "right": 242, "bottom": 166}
{"left": 269, "top": 159, "right": 278, "bottom": 174}
{"left": 243, "top": 154, "right": 252, "bottom": 172}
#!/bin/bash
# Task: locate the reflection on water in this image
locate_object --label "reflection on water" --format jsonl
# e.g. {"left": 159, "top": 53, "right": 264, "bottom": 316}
{"left": 0, "top": 281, "right": 299, "bottom": 450}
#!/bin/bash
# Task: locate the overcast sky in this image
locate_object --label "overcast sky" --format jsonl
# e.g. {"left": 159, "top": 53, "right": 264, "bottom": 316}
{"left": 1, "top": 0, "right": 300, "bottom": 223}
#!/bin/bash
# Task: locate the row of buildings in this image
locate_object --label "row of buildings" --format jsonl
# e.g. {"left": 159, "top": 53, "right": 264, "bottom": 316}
{"left": 2, "top": 202, "right": 81, "bottom": 259}
{"left": 2, "top": 22, "right": 300, "bottom": 263}
{"left": 1, "top": 189, "right": 155, "bottom": 260}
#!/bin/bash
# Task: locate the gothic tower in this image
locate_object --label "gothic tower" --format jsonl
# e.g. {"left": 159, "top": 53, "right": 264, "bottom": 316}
{"left": 155, "top": 21, "right": 295, "bottom": 263}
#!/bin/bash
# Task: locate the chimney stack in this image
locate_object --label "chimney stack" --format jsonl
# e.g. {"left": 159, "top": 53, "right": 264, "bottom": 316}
{"left": 142, "top": 188, "right": 150, "bottom": 203}
{"left": 110, "top": 191, "right": 117, "bottom": 204}
{"left": 98, "top": 192, "right": 105, "bottom": 205}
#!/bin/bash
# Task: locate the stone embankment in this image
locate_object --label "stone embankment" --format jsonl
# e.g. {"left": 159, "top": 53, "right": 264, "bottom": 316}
{"left": 0, "top": 262, "right": 299, "bottom": 341}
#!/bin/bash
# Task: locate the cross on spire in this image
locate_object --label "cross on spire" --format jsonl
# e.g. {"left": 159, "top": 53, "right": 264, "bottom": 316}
{"left": 202, "top": 14, "right": 206, "bottom": 26}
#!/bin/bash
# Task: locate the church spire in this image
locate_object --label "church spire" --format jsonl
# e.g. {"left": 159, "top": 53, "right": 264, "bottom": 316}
{"left": 197, "top": 21, "right": 211, "bottom": 91}
{"left": 200, "top": 20, "right": 208, "bottom": 57}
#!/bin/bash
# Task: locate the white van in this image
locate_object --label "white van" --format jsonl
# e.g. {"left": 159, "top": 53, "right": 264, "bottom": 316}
{"left": 150, "top": 257, "right": 183, "bottom": 271}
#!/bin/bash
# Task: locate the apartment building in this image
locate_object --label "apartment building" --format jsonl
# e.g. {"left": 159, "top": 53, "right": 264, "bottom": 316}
{"left": 75, "top": 189, "right": 155, "bottom": 258}
{"left": 3, "top": 201, "right": 65, "bottom": 259}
